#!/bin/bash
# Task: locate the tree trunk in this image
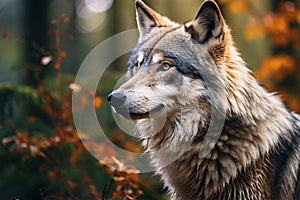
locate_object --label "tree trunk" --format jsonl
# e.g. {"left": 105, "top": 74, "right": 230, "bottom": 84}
{"left": 24, "top": 0, "right": 50, "bottom": 86}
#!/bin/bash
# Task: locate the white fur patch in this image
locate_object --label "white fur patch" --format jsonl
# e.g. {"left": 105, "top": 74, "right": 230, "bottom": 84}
{"left": 152, "top": 53, "right": 163, "bottom": 63}
{"left": 137, "top": 52, "right": 144, "bottom": 63}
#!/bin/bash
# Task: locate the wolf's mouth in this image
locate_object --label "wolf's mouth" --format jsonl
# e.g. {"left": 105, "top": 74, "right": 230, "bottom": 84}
{"left": 108, "top": 92, "right": 165, "bottom": 120}
{"left": 129, "top": 104, "right": 165, "bottom": 120}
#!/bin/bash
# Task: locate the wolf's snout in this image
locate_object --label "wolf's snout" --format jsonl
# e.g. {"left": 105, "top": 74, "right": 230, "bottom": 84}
{"left": 107, "top": 91, "right": 127, "bottom": 108}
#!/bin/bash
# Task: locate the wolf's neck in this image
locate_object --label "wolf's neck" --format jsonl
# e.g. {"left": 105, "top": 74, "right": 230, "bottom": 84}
{"left": 152, "top": 85, "right": 295, "bottom": 199}
{"left": 141, "top": 49, "right": 295, "bottom": 199}
{"left": 223, "top": 44, "right": 294, "bottom": 146}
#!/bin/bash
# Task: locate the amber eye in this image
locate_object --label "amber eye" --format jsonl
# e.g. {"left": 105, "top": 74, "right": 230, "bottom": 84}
{"left": 161, "top": 62, "right": 172, "bottom": 71}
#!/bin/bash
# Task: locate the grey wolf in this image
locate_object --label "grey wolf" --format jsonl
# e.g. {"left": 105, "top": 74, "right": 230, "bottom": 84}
{"left": 107, "top": 0, "right": 300, "bottom": 199}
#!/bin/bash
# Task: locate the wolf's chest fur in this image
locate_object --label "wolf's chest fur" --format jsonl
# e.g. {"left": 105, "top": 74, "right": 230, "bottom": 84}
{"left": 108, "top": 0, "right": 300, "bottom": 199}
{"left": 144, "top": 115, "right": 300, "bottom": 200}
{"left": 138, "top": 102, "right": 300, "bottom": 200}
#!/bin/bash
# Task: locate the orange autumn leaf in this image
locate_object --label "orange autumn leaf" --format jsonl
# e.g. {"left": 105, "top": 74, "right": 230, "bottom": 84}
{"left": 124, "top": 141, "right": 142, "bottom": 154}
{"left": 258, "top": 54, "right": 296, "bottom": 82}
{"left": 288, "top": 97, "right": 300, "bottom": 112}
{"left": 69, "top": 144, "right": 85, "bottom": 165}
{"left": 280, "top": 92, "right": 300, "bottom": 112}
{"left": 17, "top": 132, "right": 30, "bottom": 144}
{"left": 42, "top": 92, "right": 53, "bottom": 102}
{"left": 126, "top": 172, "right": 140, "bottom": 183}
{"left": 94, "top": 96, "right": 102, "bottom": 109}
{"left": 229, "top": 1, "right": 250, "bottom": 13}
{"left": 218, "top": 0, "right": 230, "bottom": 4}
{"left": 31, "top": 137, "right": 51, "bottom": 149}
{"left": 114, "top": 176, "right": 127, "bottom": 186}
{"left": 54, "top": 62, "right": 61, "bottom": 69}
{"left": 264, "top": 14, "right": 288, "bottom": 33}
{"left": 45, "top": 104, "right": 54, "bottom": 116}
{"left": 48, "top": 171, "right": 56, "bottom": 181}
{"left": 37, "top": 84, "right": 44, "bottom": 92}
{"left": 59, "top": 51, "right": 67, "bottom": 58}
{"left": 244, "top": 18, "right": 266, "bottom": 41}
{"left": 297, "top": 11, "right": 300, "bottom": 24}
{"left": 279, "top": 1, "right": 297, "bottom": 17}
{"left": 28, "top": 116, "right": 37, "bottom": 123}
{"left": 60, "top": 13, "right": 68, "bottom": 19}
{"left": 112, "top": 190, "right": 124, "bottom": 198}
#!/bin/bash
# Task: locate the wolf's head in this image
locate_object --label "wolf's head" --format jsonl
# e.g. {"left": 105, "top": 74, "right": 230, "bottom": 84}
{"left": 107, "top": 0, "right": 237, "bottom": 124}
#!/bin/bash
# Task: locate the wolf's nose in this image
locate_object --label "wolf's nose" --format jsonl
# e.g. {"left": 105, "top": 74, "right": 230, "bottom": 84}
{"left": 107, "top": 92, "right": 127, "bottom": 107}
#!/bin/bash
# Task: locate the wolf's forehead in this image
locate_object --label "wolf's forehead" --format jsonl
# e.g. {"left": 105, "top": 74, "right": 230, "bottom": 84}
{"left": 137, "top": 50, "right": 164, "bottom": 63}
{"left": 152, "top": 53, "right": 163, "bottom": 63}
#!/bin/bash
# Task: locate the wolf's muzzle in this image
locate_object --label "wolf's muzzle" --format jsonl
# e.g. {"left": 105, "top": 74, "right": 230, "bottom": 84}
{"left": 107, "top": 91, "right": 127, "bottom": 108}
{"left": 107, "top": 91, "right": 165, "bottom": 120}
{"left": 107, "top": 91, "right": 133, "bottom": 119}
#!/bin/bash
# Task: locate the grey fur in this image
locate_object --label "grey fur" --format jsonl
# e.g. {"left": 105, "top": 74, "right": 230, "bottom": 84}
{"left": 108, "top": 0, "right": 300, "bottom": 199}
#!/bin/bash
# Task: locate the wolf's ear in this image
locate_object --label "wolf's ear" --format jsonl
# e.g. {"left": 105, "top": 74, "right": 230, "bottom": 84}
{"left": 185, "top": 0, "right": 224, "bottom": 43}
{"left": 135, "top": 0, "right": 170, "bottom": 39}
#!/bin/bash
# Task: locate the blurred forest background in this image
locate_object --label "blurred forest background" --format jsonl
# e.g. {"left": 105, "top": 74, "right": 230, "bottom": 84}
{"left": 0, "top": 0, "right": 299, "bottom": 199}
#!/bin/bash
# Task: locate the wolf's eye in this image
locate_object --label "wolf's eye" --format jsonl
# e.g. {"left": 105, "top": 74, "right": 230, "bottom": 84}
{"left": 134, "top": 60, "right": 141, "bottom": 70}
{"left": 161, "top": 62, "right": 172, "bottom": 71}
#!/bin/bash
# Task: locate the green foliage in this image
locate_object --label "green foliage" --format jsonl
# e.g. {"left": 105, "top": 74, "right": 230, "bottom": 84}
{"left": 0, "top": 12, "right": 161, "bottom": 200}
{"left": 0, "top": 84, "right": 41, "bottom": 120}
